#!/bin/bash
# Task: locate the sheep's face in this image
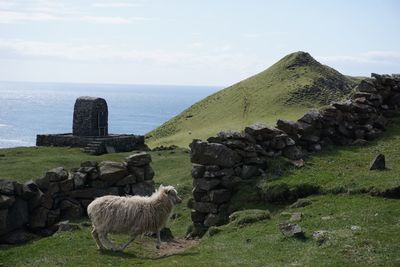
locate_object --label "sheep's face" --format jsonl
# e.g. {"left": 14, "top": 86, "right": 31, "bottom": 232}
{"left": 161, "top": 185, "right": 182, "bottom": 205}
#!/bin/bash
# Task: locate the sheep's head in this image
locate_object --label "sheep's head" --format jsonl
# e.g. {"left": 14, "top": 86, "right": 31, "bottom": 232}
{"left": 159, "top": 185, "right": 182, "bottom": 205}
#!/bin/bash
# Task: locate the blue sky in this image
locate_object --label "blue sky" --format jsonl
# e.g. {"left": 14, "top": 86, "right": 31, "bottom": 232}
{"left": 0, "top": 0, "right": 399, "bottom": 86}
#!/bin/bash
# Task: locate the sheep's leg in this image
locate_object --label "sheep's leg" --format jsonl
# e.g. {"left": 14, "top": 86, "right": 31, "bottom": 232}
{"left": 118, "top": 235, "right": 137, "bottom": 251}
{"left": 91, "top": 228, "right": 105, "bottom": 250}
{"left": 98, "top": 233, "right": 118, "bottom": 251}
{"left": 156, "top": 231, "right": 161, "bottom": 249}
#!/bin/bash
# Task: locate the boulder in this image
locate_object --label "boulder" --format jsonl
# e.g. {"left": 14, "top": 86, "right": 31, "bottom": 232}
{"left": 0, "top": 209, "right": 7, "bottom": 231}
{"left": 276, "top": 119, "right": 299, "bottom": 136}
{"left": 355, "top": 79, "right": 377, "bottom": 93}
{"left": 221, "top": 176, "right": 241, "bottom": 190}
{"left": 60, "top": 199, "right": 83, "bottom": 219}
{"left": 131, "top": 181, "right": 155, "bottom": 196}
{"left": 47, "top": 209, "right": 60, "bottom": 226}
{"left": 191, "top": 164, "right": 206, "bottom": 179}
{"left": 29, "top": 207, "right": 49, "bottom": 228}
{"left": 0, "top": 228, "right": 37, "bottom": 244}
{"left": 115, "top": 175, "right": 136, "bottom": 186}
{"left": 289, "top": 212, "right": 302, "bottom": 222}
{"left": 144, "top": 165, "right": 155, "bottom": 180}
{"left": 191, "top": 210, "right": 207, "bottom": 223}
{"left": 369, "top": 154, "right": 385, "bottom": 170}
{"left": 45, "top": 167, "right": 68, "bottom": 182}
{"left": 244, "top": 123, "right": 281, "bottom": 137}
{"left": 59, "top": 178, "right": 74, "bottom": 193}
{"left": 240, "top": 165, "right": 260, "bottom": 179}
{"left": 72, "top": 172, "right": 87, "bottom": 189}
{"left": 3, "top": 198, "right": 28, "bottom": 235}
{"left": 125, "top": 152, "right": 152, "bottom": 167}
{"left": 35, "top": 176, "right": 50, "bottom": 191}
{"left": 193, "top": 178, "right": 220, "bottom": 191}
{"left": 282, "top": 146, "right": 303, "bottom": 160}
{"left": 279, "top": 223, "right": 304, "bottom": 238}
{"left": 193, "top": 202, "right": 218, "bottom": 214}
{"left": 0, "top": 195, "right": 15, "bottom": 209}
{"left": 0, "top": 180, "right": 15, "bottom": 195}
{"left": 204, "top": 213, "right": 225, "bottom": 227}
{"left": 64, "top": 187, "right": 119, "bottom": 199}
{"left": 99, "top": 161, "right": 128, "bottom": 185}
{"left": 189, "top": 140, "right": 241, "bottom": 167}
{"left": 209, "top": 189, "right": 231, "bottom": 204}
{"left": 299, "top": 110, "right": 321, "bottom": 125}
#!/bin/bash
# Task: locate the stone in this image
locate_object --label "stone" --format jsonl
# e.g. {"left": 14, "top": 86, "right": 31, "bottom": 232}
{"left": 276, "top": 119, "right": 299, "bottom": 136}
{"left": 115, "top": 175, "right": 136, "bottom": 186}
{"left": 71, "top": 172, "right": 87, "bottom": 189}
{"left": 28, "top": 189, "right": 44, "bottom": 211}
{"left": 56, "top": 220, "right": 80, "bottom": 232}
{"left": 300, "top": 134, "right": 320, "bottom": 143}
{"left": 373, "top": 115, "right": 388, "bottom": 130}
{"left": 244, "top": 123, "right": 281, "bottom": 137}
{"left": 351, "top": 139, "right": 368, "bottom": 146}
{"left": 203, "top": 168, "right": 234, "bottom": 179}
{"left": 0, "top": 209, "right": 7, "bottom": 231}
{"left": 356, "top": 79, "right": 377, "bottom": 93}
{"left": 80, "top": 160, "right": 98, "bottom": 168}
{"left": 48, "top": 182, "right": 60, "bottom": 195}
{"left": 209, "top": 189, "right": 231, "bottom": 204}
{"left": 290, "top": 159, "right": 305, "bottom": 168}
{"left": 204, "top": 213, "right": 224, "bottom": 227}
{"left": 369, "top": 154, "right": 385, "bottom": 170}
{"left": 128, "top": 166, "right": 145, "bottom": 182}
{"left": 189, "top": 140, "right": 241, "bottom": 167}
{"left": 282, "top": 146, "right": 303, "bottom": 160}
{"left": 41, "top": 193, "right": 54, "bottom": 209}
{"left": 0, "top": 195, "right": 15, "bottom": 209}
{"left": 279, "top": 223, "right": 304, "bottom": 238}
{"left": 271, "top": 134, "right": 288, "bottom": 150}
{"left": 20, "top": 183, "right": 37, "bottom": 200}
{"left": 47, "top": 209, "right": 60, "bottom": 226}
{"left": 90, "top": 180, "right": 108, "bottom": 189}
{"left": 312, "top": 230, "right": 329, "bottom": 245}
{"left": 65, "top": 187, "right": 119, "bottom": 199}
{"left": 193, "top": 178, "right": 220, "bottom": 191}
{"left": 125, "top": 152, "right": 152, "bottom": 167}
{"left": 290, "top": 212, "right": 302, "bottom": 222}
{"left": 191, "top": 164, "right": 206, "bottom": 179}
{"left": 191, "top": 210, "right": 207, "bottom": 223}
{"left": 290, "top": 198, "right": 312, "bottom": 208}
{"left": 99, "top": 161, "right": 128, "bottom": 185}
{"left": 45, "top": 167, "right": 68, "bottom": 182}
{"left": 0, "top": 198, "right": 28, "bottom": 235}
{"left": 0, "top": 228, "right": 37, "bottom": 244}
{"left": 60, "top": 199, "right": 83, "bottom": 219}
{"left": 299, "top": 110, "right": 321, "bottom": 125}
{"left": 0, "top": 180, "right": 15, "bottom": 195}
{"left": 221, "top": 176, "right": 241, "bottom": 190}
{"left": 144, "top": 165, "right": 155, "bottom": 180}
{"left": 332, "top": 100, "right": 352, "bottom": 112}
{"left": 131, "top": 181, "right": 155, "bottom": 196}
{"left": 193, "top": 202, "right": 219, "bottom": 214}
{"left": 35, "top": 176, "right": 50, "bottom": 191}
{"left": 240, "top": 165, "right": 260, "bottom": 179}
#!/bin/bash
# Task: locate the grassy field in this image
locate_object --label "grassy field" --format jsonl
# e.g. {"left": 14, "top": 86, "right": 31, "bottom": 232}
{"left": 1, "top": 118, "right": 400, "bottom": 266}
{"left": 146, "top": 51, "right": 360, "bottom": 148}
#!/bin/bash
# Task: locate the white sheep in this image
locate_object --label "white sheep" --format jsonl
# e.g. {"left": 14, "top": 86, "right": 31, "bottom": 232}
{"left": 87, "top": 185, "right": 182, "bottom": 252}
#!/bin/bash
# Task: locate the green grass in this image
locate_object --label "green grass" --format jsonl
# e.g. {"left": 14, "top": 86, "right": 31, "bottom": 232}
{"left": 1, "top": 118, "right": 400, "bottom": 266}
{"left": 147, "top": 51, "right": 360, "bottom": 148}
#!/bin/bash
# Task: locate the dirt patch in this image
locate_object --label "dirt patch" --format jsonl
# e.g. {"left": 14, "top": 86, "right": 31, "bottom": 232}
{"left": 155, "top": 239, "right": 199, "bottom": 258}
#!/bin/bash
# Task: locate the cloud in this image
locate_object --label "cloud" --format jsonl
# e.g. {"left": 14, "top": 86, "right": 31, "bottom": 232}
{"left": 0, "top": 1, "right": 152, "bottom": 24}
{"left": 319, "top": 51, "right": 400, "bottom": 65}
{"left": 92, "top": 2, "right": 142, "bottom": 8}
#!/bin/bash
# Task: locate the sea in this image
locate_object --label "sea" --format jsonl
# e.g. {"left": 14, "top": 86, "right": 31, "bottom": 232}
{"left": 0, "top": 81, "right": 220, "bottom": 148}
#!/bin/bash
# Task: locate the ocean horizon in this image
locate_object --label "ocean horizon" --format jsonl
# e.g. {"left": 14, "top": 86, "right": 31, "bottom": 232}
{"left": 0, "top": 81, "right": 220, "bottom": 148}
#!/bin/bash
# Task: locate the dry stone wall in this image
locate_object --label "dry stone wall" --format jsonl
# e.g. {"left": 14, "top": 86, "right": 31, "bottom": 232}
{"left": 188, "top": 73, "right": 400, "bottom": 237}
{"left": 0, "top": 152, "right": 155, "bottom": 244}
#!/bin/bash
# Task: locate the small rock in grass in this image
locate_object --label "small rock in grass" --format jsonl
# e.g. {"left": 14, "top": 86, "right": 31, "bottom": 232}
{"left": 279, "top": 223, "right": 304, "bottom": 238}
{"left": 290, "top": 198, "right": 312, "bottom": 208}
{"left": 312, "top": 230, "right": 329, "bottom": 245}
{"left": 351, "top": 225, "right": 361, "bottom": 232}
{"left": 369, "top": 154, "right": 385, "bottom": 170}
{"left": 290, "top": 212, "right": 302, "bottom": 222}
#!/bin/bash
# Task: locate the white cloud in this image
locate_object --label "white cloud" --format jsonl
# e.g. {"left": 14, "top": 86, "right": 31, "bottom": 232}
{"left": 319, "top": 51, "right": 400, "bottom": 65}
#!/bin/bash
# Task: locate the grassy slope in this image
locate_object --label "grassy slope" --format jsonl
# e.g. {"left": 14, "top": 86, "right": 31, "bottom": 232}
{"left": 1, "top": 119, "right": 400, "bottom": 266}
{"left": 147, "top": 51, "right": 359, "bottom": 148}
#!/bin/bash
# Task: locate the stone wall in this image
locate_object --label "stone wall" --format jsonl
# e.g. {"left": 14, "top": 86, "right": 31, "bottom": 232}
{"left": 0, "top": 152, "right": 155, "bottom": 244}
{"left": 188, "top": 73, "right": 400, "bottom": 236}
{"left": 36, "top": 134, "right": 148, "bottom": 155}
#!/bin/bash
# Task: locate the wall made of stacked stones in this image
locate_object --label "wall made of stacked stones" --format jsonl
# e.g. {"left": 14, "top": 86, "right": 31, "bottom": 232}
{"left": 188, "top": 73, "right": 400, "bottom": 236}
{"left": 0, "top": 152, "right": 155, "bottom": 244}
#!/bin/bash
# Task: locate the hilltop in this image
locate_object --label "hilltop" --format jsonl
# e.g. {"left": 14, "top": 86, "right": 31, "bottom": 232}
{"left": 146, "top": 51, "right": 361, "bottom": 148}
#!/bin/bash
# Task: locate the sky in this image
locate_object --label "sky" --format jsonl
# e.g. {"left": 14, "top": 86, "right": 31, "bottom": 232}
{"left": 0, "top": 0, "right": 399, "bottom": 86}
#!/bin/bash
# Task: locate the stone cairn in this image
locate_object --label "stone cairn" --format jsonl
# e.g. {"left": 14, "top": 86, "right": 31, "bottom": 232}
{"left": 188, "top": 73, "right": 400, "bottom": 237}
{"left": 0, "top": 152, "right": 155, "bottom": 244}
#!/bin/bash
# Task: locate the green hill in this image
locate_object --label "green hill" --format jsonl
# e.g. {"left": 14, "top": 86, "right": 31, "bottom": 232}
{"left": 147, "top": 51, "right": 360, "bottom": 148}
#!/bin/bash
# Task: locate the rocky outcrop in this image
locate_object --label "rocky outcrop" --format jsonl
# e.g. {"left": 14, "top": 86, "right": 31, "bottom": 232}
{"left": 0, "top": 152, "right": 155, "bottom": 244}
{"left": 188, "top": 73, "right": 400, "bottom": 237}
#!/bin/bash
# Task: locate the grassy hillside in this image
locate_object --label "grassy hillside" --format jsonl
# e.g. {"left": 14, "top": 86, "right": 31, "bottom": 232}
{"left": 147, "top": 51, "right": 360, "bottom": 148}
{"left": 1, "top": 118, "right": 400, "bottom": 266}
